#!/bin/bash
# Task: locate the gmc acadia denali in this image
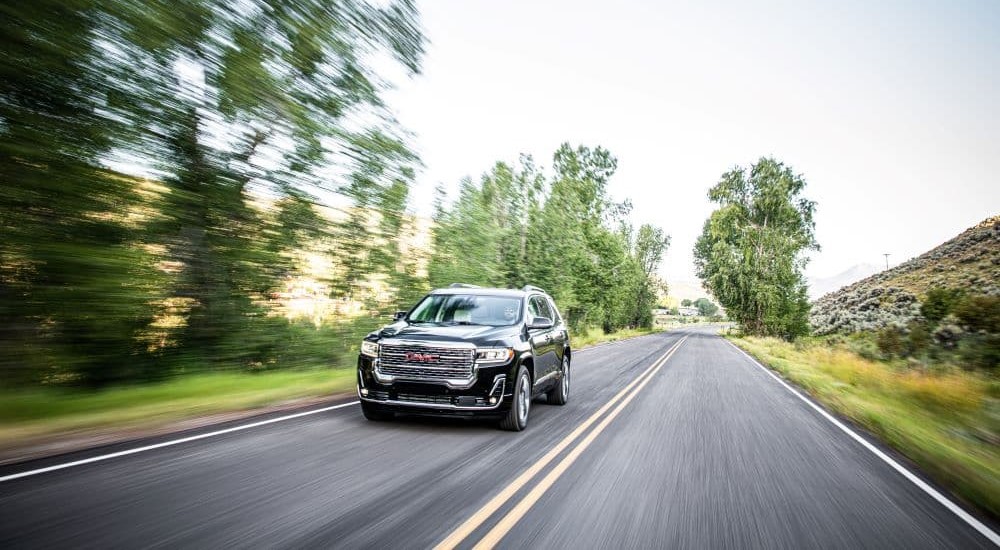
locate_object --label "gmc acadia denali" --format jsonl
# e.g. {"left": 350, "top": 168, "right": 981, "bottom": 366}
{"left": 357, "top": 284, "right": 571, "bottom": 431}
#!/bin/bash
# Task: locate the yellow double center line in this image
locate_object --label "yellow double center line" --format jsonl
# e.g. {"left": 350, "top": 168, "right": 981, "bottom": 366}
{"left": 434, "top": 334, "right": 689, "bottom": 550}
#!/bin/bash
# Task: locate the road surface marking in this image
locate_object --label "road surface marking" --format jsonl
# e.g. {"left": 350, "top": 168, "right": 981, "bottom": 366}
{"left": 726, "top": 340, "right": 1000, "bottom": 547}
{"left": 0, "top": 401, "right": 358, "bottom": 483}
{"left": 435, "top": 335, "right": 689, "bottom": 550}
{"left": 0, "top": 332, "right": 674, "bottom": 484}
{"left": 470, "top": 335, "right": 688, "bottom": 549}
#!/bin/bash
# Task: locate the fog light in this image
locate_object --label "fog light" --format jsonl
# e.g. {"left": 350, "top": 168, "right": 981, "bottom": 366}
{"left": 360, "top": 388, "right": 368, "bottom": 396}
{"left": 489, "top": 396, "right": 497, "bottom": 404}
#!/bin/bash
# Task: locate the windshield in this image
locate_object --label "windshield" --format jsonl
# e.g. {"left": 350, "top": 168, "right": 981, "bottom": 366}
{"left": 407, "top": 294, "right": 522, "bottom": 326}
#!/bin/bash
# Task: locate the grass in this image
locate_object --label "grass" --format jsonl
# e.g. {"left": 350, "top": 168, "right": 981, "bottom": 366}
{"left": 574, "top": 326, "right": 663, "bottom": 348}
{"left": 0, "top": 368, "right": 356, "bottom": 449}
{"left": 729, "top": 335, "right": 1000, "bottom": 519}
{"left": 0, "top": 325, "right": 663, "bottom": 453}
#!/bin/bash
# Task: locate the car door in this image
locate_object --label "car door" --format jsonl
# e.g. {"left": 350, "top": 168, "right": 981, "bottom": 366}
{"left": 527, "top": 295, "right": 557, "bottom": 386}
{"left": 546, "top": 296, "right": 569, "bottom": 364}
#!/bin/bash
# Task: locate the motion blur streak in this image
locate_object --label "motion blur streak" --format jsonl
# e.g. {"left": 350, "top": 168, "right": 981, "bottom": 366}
{"left": 469, "top": 336, "right": 688, "bottom": 550}
{"left": 0, "top": 401, "right": 357, "bottom": 483}
{"left": 433, "top": 335, "right": 688, "bottom": 550}
{"left": 727, "top": 341, "right": 1000, "bottom": 547}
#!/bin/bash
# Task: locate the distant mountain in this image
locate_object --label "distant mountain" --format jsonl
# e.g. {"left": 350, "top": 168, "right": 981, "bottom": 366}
{"left": 810, "top": 215, "right": 999, "bottom": 334}
{"left": 807, "top": 264, "right": 881, "bottom": 300}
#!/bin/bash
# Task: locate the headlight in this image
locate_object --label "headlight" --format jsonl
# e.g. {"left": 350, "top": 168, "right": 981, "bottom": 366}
{"left": 476, "top": 347, "right": 514, "bottom": 365}
{"left": 360, "top": 340, "right": 379, "bottom": 358}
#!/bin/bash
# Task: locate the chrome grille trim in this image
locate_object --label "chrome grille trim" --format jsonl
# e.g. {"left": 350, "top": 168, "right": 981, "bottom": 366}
{"left": 376, "top": 340, "right": 476, "bottom": 386}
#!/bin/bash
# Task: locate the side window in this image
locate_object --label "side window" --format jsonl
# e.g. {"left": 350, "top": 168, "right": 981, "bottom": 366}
{"left": 545, "top": 297, "right": 561, "bottom": 322}
{"left": 527, "top": 297, "right": 541, "bottom": 320}
{"left": 530, "top": 296, "right": 553, "bottom": 321}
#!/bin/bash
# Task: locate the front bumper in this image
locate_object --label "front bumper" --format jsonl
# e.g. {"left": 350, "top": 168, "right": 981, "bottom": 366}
{"left": 357, "top": 355, "right": 514, "bottom": 415}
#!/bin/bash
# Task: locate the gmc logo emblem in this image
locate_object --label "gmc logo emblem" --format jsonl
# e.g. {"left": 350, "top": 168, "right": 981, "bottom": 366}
{"left": 405, "top": 352, "right": 440, "bottom": 363}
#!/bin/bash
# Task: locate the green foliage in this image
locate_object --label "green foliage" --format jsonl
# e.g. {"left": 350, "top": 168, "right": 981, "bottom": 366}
{"left": 1, "top": 0, "right": 425, "bottom": 387}
{"left": 694, "top": 158, "right": 818, "bottom": 340}
{"left": 681, "top": 299, "right": 692, "bottom": 307}
{"left": 906, "top": 320, "right": 931, "bottom": 357}
{"left": 952, "top": 295, "right": 1000, "bottom": 334}
{"left": 920, "top": 288, "right": 965, "bottom": 324}
{"left": 429, "top": 145, "right": 669, "bottom": 332}
{"left": 876, "top": 326, "right": 905, "bottom": 359}
{"left": 694, "top": 297, "right": 719, "bottom": 317}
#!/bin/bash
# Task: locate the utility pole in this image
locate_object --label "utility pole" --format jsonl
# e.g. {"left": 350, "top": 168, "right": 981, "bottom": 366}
{"left": 883, "top": 253, "right": 890, "bottom": 270}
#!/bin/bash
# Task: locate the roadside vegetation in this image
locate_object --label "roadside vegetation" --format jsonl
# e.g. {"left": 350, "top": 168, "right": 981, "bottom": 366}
{"left": 1, "top": 1, "right": 675, "bottom": 452}
{"left": 694, "top": 158, "right": 818, "bottom": 340}
{"left": 0, "top": 369, "right": 357, "bottom": 451}
{"left": 730, "top": 334, "right": 1000, "bottom": 518}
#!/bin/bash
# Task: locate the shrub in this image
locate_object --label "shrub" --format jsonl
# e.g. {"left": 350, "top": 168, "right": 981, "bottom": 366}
{"left": 905, "top": 320, "right": 931, "bottom": 357}
{"left": 876, "top": 326, "right": 905, "bottom": 358}
{"left": 952, "top": 295, "right": 1000, "bottom": 333}
{"left": 958, "top": 333, "right": 1000, "bottom": 371}
{"left": 920, "top": 288, "right": 965, "bottom": 324}
{"left": 933, "top": 321, "right": 964, "bottom": 350}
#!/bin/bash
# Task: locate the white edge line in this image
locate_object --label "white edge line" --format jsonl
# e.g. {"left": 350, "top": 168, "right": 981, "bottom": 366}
{"left": 0, "top": 331, "right": 686, "bottom": 482}
{"left": 725, "top": 340, "right": 1000, "bottom": 547}
{"left": 0, "top": 401, "right": 359, "bottom": 483}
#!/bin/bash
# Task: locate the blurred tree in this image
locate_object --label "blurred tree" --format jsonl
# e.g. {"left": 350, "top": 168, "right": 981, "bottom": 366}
{"left": 681, "top": 299, "right": 692, "bottom": 307}
{"left": 921, "top": 288, "right": 966, "bottom": 325}
{"left": 694, "top": 297, "right": 719, "bottom": 317}
{"left": 0, "top": 1, "right": 162, "bottom": 385}
{"left": 694, "top": 158, "right": 818, "bottom": 339}
{"left": 1, "top": 0, "right": 425, "bottom": 385}
{"left": 95, "top": 0, "right": 425, "bottom": 368}
{"left": 629, "top": 224, "right": 671, "bottom": 327}
{"left": 431, "top": 144, "right": 669, "bottom": 332}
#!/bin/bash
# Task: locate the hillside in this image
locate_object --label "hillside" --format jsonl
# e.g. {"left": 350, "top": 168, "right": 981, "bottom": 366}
{"left": 811, "top": 215, "right": 999, "bottom": 334}
{"left": 807, "top": 263, "right": 880, "bottom": 300}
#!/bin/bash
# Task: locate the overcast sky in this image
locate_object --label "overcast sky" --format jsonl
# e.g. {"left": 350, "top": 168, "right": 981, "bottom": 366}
{"left": 386, "top": 0, "right": 999, "bottom": 283}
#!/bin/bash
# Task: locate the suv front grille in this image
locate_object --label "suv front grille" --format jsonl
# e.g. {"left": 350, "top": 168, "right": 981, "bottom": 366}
{"left": 378, "top": 343, "right": 474, "bottom": 382}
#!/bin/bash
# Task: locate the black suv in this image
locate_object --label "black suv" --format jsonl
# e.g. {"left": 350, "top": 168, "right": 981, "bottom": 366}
{"left": 357, "top": 284, "right": 571, "bottom": 431}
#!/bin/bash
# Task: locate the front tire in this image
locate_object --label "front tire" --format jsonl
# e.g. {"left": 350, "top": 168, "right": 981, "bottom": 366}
{"left": 361, "top": 402, "right": 394, "bottom": 421}
{"left": 547, "top": 355, "right": 570, "bottom": 405}
{"left": 499, "top": 366, "right": 531, "bottom": 431}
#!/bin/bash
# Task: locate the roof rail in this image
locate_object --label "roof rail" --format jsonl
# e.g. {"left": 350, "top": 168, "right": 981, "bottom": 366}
{"left": 522, "top": 285, "right": 547, "bottom": 294}
{"left": 448, "top": 283, "right": 482, "bottom": 288}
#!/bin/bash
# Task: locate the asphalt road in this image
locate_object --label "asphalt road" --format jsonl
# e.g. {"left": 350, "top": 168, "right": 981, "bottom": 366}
{"left": 0, "top": 327, "right": 995, "bottom": 549}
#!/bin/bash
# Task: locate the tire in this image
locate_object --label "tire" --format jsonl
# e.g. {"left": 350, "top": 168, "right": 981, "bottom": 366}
{"left": 547, "top": 355, "right": 570, "bottom": 405}
{"left": 499, "top": 366, "right": 531, "bottom": 431}
{"left": 361, "top": 402, "right": 394, "bottom": 421}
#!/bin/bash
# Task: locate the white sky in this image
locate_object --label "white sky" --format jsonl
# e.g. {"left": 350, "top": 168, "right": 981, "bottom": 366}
{"left": 386, "top": 0, "right": 999, "bottom": 283}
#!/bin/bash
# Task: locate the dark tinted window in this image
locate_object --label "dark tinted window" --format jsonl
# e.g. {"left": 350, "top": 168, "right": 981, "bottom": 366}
{"left": 529, "top": 295, "right": 553, "bottom": 321}
{"left": 409, "top": 294, "right": 522, "bottom": 326}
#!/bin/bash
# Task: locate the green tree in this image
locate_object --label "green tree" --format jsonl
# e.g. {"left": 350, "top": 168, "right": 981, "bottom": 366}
{"left": 629, "top": 224, "right": 671, "bottom": 327}
{"left": 430, "top": 144, "right": 668, "bottom": 333}
{"left": 98, "top": 0, "right": 425, "bottom": 369}
{"left": 694, "top": 158, "right": 818, "bottom": 339}
{"left": 694, "top": 298, "right": 719, "bottom": 317}
{"left": 1, "top": 1, "right": 164, "bottom": 385}
{"left": 1, "top": 0, "right": 425, "bottom": 385}
{"left": 681, "top": 299, "right": 692, "bottom": 307}
{"left": 920, "top": 288, "right": 965, "bottom": 325}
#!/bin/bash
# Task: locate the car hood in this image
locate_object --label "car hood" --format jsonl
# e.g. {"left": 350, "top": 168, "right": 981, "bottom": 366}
{"left": 376, "top": 323, "right": 518, "bottom": 346}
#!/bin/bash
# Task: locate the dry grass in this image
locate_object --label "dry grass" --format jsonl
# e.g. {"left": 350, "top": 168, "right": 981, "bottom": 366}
{"left": 731, "top": 335, "right": 1000, "bottom": 518}
{"left": 574, "top": 326, "right": 663, "bottom": 348}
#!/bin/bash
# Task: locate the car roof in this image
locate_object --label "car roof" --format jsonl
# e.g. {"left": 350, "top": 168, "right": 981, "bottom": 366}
{"left": 429, "top": 287, "right": 540, "bottom": 298}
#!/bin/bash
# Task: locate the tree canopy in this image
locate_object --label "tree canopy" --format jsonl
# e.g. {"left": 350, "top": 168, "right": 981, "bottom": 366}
{"left": 430, "top": 145, "right": 670, "bottom": 333}
{"left": 694, "top": 158, "right": 818, "bottom": 339}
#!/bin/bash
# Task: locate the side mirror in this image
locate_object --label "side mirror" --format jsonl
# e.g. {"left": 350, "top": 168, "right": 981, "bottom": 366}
{"left": 393, "top": 311, "right": 408, "bottom": 322}
{"left": 527, "top": 316, "right": 553, "bottom": 330}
